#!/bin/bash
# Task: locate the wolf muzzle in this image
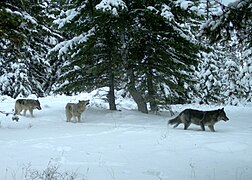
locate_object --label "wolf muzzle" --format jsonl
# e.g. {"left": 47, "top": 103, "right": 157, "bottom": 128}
{"left": 224, "top": 117, "right": 229, "bottom": 121}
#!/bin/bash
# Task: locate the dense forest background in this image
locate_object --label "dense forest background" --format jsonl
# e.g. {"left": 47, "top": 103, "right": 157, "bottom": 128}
{"left": 0, "top": 0, "right": 251, "bottom": 113}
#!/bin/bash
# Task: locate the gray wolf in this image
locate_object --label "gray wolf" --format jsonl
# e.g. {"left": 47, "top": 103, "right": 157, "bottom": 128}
{"left": 65, "top": 100, "right": 89, "bottom": 122}
{"left": 168, "top": 108, "right": 229, "bottom": 132}
{"left": 14, "top": 99, "right": 42, "bottom": 117}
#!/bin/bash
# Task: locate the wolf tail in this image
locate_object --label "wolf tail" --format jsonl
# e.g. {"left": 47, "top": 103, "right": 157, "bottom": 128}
{"left": 167, "top": 113, "right": 182, "bottom": 129}
{"left": 168, "top": 116, "right": 179, "bottom": 125}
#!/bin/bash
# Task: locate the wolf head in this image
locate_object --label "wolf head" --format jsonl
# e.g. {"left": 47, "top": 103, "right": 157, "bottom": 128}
{"left": 77, "top": 100, "right": 90, "bottom": 111}
{"left": 79, "top": 100, "right": 90, "bottom": 106}
{"left": 217, "top": 108, "right": 229, "bottom": 121}
{"left": 34, "top": 100, "right": 42, "bottom": 110}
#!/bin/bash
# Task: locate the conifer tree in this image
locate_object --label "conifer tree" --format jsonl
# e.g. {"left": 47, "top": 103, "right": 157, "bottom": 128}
{"left": 240, "top": 49, "right": 252, "bottom": 103}
{"left": 123, "top": 0, "right": 201, "bottom": 110}
{"left": 196, "top": 47, "right": 225, "bottom": 104}
{"left": 53, "top": 0, "right": 126, "bottom": 110}
{"left": 53, "top": 0, "right": 202, "bottom": 112}
{"left": 202, "top": 0, "right": 252, "bottom": 45}
{"left": 199, "top": 0, "right": 252, "bottom": 104}
{"left": 0, "top": 0, "right": 59, "bottom": 98}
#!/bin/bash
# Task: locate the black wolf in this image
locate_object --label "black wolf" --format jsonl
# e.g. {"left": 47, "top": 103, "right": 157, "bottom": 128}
{"left": 168, "top": 108, "right": 229, "bottom": 132}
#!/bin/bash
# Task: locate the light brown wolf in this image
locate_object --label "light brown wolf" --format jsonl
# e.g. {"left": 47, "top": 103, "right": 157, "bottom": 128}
{"left": 65, "top": 100, "right": 89, "bottom": 123}
{"left": 14, "top": 99, "right": 42, "bottom": 117}
{"left": 168, "top": 108, "right": 229, "bottom": 132}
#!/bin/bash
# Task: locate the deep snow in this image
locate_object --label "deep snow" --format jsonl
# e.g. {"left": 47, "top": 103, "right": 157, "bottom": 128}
{"left": 0, "top": 94, "right": 252, "bottom": 180}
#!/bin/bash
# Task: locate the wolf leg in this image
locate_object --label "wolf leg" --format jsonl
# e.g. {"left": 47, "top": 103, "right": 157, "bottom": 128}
{"left": 29, "top": 109, "right": 34, "bottom": 117}
{"left": 184, "top": 122, "right": 191, "bottom": 130}
{"left": 23, "top": 109, "right": 27, "bottom": 116}
{"left": 77, "top": 115, "right": 81, "bottom": 123}
{"left": 200, "top": 113, "right": 206, "bottom": 131}
{"left": 66, "top": 115, "right": 71, "bottom": 122}
{"left": 66, "top": 113, "right": 72, "bottom": 122}
{"left": 15, "top": 109, "right": 22, "bottom": 115}
{"left": 65, "top": 108, "right": 71, "bottom": 122}
{"left": 200, "top": 122, "right": 205, "bottom": 131}
{"left": 208, "top": 125, "right": 215, "bottom": 132}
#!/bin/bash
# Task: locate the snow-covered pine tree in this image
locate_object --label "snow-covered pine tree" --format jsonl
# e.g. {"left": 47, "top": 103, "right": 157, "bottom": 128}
{"left": 52, "top": 0, "right": 126, "bottom": 110}
{"left": 200, "top": 0, "right": 252, "bottom": 104}
{"left": 0, "top": 0, "right": 59, "bottom": 98}
{"left": 196, "top": 49, "right": 224, "bottom": 104}
{"left": 240, "top": 48, "right": 252, "bottom": 103}
{"left": 51, "top": 0, "right": 202, "bottom": 112}
{"left": 222, "top": 51, "right": 240, "bottom": 105}
{"left": 124, "top": 0, "right": 202, "bottom": 110}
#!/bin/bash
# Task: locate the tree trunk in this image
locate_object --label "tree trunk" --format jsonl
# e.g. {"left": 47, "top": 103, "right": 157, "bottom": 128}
{"left": 107, "top": 59, "right": 117, "bottom": 110}
{"left": 128, "top": 68, "right": 148, "bottom": 113}
{"left": 146, "top": 68, "right": 158, "bottom": 112}
{"left": 120, "top": 32, "right": 148, "bottom": 113}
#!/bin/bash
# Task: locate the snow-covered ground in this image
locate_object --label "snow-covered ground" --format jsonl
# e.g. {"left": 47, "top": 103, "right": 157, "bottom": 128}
{"left": 0, "top": 92, "right": 251, "bottom": 180}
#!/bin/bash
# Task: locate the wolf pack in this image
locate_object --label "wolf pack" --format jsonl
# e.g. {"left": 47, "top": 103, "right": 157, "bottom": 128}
{"left": 12, "top": 99, "right": 229, "bottom": 132}
{"left": 13, "top": 99, "right": 89, "bottom": 123}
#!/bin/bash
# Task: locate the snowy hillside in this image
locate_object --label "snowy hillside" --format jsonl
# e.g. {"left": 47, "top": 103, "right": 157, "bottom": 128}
{"left": 0, "top": 92, "right": 251, "bottom": 180}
